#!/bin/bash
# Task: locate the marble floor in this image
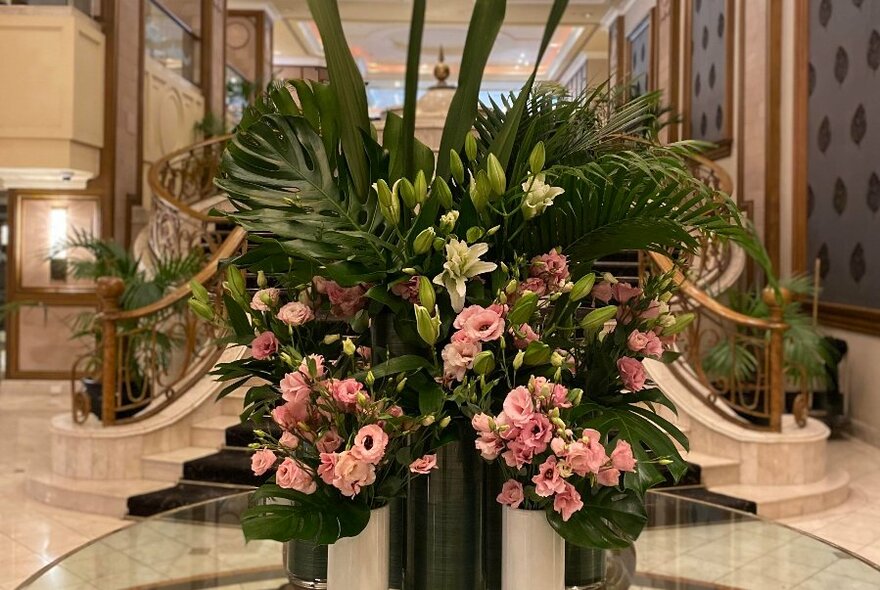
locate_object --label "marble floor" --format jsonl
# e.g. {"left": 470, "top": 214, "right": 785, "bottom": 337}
{"left": 1, "top": 380, "right": 880, "bottom": 588}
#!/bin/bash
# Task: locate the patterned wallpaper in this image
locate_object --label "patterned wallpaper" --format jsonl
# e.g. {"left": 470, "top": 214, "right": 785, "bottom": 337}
{"left": 628, "top": 16, "right": 652, "bottom": 98}
{"left": 689, "top": 0, "right": 729, "bottom": 142}
{"left": 808, "top": 0, "right": 880, "bottom": 309}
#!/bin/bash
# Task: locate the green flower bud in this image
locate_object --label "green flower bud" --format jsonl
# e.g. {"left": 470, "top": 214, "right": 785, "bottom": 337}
{"left": 418, "top": 276, "right": 436, "bottom": 310}
{"left": 414, "top": 304, "right": 440, "bottom": 345}
{"left": 350, "top": 309, "right": 370, "bottom": 333}
{"left": 190, "top": 279, "right": 209, "bottom": 303}
{"left": 433, "top": 237, "right": 446, "bottom": 251}
{"left": 432, "top": 177, "right": 453, "bottom": 209}
{"left": 253, "top": 429, "right": 267, "bottom": 438}
{"left": 376, "top": 179, "right": 393, "bottom": 206}
{"left": 658, "top": 458, "right": 674, "bottom": 465}
{"left": 662, "top": 312, "right": 695, "bottom": 336}
{"left": 422, "top": 415, "right": 436, "bottom": 427}
{"left": 342, "top": 338, "right": 356, "bottom": 356}
{"left": 508, "top": 291, "right": 539, "bottom": 325}
{"left": 522, "top": 341, "right": 552, "bottom": 366}
{"left": 439, "top": 416, "right": 451, "bottom": 429}
{"left": 505, "top": 279, "right": 518, "bottom": 295}
{"left": 465, "top": 133, "right": 477, "bottom": 162}
{"left": 398, "top": 178, "right": 417, "bottom": 210}
{"left": 323, "top": 334, "right": 340, "bottom": 344}
{"left": 279, "top": 352, "right": 295, "bottom": 367}
{"left": 402, "top": 267, "right": 418, "bottom": 275}
{"left": 257, "top": 270, "right": 268, "bottom": 288}
{"left": 486, "top": 225, "right": 500, "bottom": 237}
{"left": 366, "top": 371, "right": 376, "bottom": 387}
{"left": 472, "top": 350, "right": 496, "bottom": 375}
{"left": 439, "top": 210, "right": 459, "bottom": 234}
{"left": 450, "top": 150, "right": 465, "bottom": 185}
{"left": 188, "top": 298, "right": 214, "bottom": 321}
{"left": 529, "top": 141, "right": 546, "bottom": 174}
{"left": 568, "top": 388, "right": 584, "bottom": 406}
{"left": 550, "top": 351, "right": 564, "bottom": 368}
{"left": 376, "top": 179, "right": 400, "bottom": 225}
{"left": 466, "top": 226, "right": 483, "bottom": 243}
{"left": 487, "top": 153, "right": 506, "bottom": 196}
{"left": 356, "top": 391, "right": 369, "bottom": 406}
{"left": 470, "top": 171, "right": 489, "bottom": 212}
{"left": 414, "top": 170, "right": 428, "bottom": 204}
{"left": 580, "top": 305, "right": 618, "bottom": 331}
{"left": 413, "top": 227, "right": 436, "bottom": 255}
{"left": 226, "top": 266, "right": 246, "bottom": 299}
{"left": 570, "top": 273, "right": 596, "bottom": 302}
{"left": 396, "top": 377, "right": 408, "bottom": 392}
{"left": 513, "top": 350, "right": 525, "bottom": 370}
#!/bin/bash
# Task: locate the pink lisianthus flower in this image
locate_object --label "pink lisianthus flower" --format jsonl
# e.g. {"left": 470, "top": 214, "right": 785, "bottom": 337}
{"left": 495, "top": 411, "right": 521, "bottom": 441}
{"left": 591, "top": 281, "right": 614, "bottom": 303}
{"left": 565, "top": 439, "right": 607, "bottom": 477}
{"left": 325, "top": 282, "right": 368, "bottom": 318}
{"left": 627, "top": 330, "right": 664, "bottom": 359}
{"left": 391, "top": 276, "right": 421, "bottom": 304}
{"left": 332, "top": 450, "right": 377, "bottom": 497}
{"left": 597, "top": 468, "right": 621, "bottom": 487}
{"left": 280, "top": 371, "right": 311, "bottom": 405}
{"left": 517, "top": 413, "right": 553, "bottom": 453}
{"left": 251, "top": 332, "right": 279, "bottom": 360}
{"left": 409, "top": 454, "right": 438, "bottom": 474}
{"left": 511, "top": 323, "right": 539, "bottom": 350}
{"left": 279, "top": 431, "right": 299, "bottom": 449}
{"left": 454, "top": 305, "right": 506, "bottom": 342}
{"left": 327, "top": 378, "right": 365, "bottom": 411}
{"left": 387, "top": 405, "right": 404, "bottom": 418}
{"left": 277, "top": 301, "right": 315, "bottom": 326}
{"left": 640, "top": 299, "right": 662, "bottom": 320}
{"left": 617, "top": 356, "right": 647, "bottom": 391}
{"left": 553, "top": 481, "right": 584, "bottom": 522}
{"left": 471, "top": 413, "right": 494, "bottom": 434}
{"left": 496, "top": 480, "right": 525, "bottom": 508}
{"left": 533, "top": 456, "right": 566, "bottom": 497}
{"left": 276, "top": 458, "right": 317, "bottom": 494}
{"left": 250, "top": 449, "right": 276, "bottom": 476}
{"left": 627, "top": 330, "right": 650, "bottom": 354}
{"left": 317, "top": 452, "right": 338, "bottom": 485}
{"left": 250, "top": 288, "right": 281, "bottom": 311}
{"left": 300, "top": 354, "right": 326, "bottom": 380}
{"left": 475, "top": 433, "right": 505, "bottom": 460}
{"left": 441, "top": 334, "right": 481, "bottom": 381}
{"left": 316, "top": 429, "right": 344, "bottom": 454}
{"left": 502, "top": 386, "right": 534, "bottom": 427}
{"left": 642, "top": 331, "right": 664, "bottom": 359}
{"left": 530, "top": 249, "right": 570, "bottom": 292}
{"left": 356, "top": 346, "right": 372, "bottom": 361}
{"left": 501, "top": 440, "right": 536, "bottom": 469}
{"left": 550, "top": 437, "right": 568, "bottom": 457}
{"left": 612, "top": 282, "right": 642, "bottom": 304}
{"left": 610, "top": 440, "right": 637, "bottom": 472}
{"left": 271, "top": 402, "right": 301, "bottom": 430}
{"left": 351, "top": 424, "right": 389, "bottom": 465}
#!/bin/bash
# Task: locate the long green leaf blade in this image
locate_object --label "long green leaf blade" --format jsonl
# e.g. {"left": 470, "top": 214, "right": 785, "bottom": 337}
{"left": 402, "top": 0, "right": 427, "bottom": 178}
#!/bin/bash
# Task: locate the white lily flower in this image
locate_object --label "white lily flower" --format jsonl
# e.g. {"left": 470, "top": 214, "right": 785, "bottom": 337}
{"left": 521, "top": 174, "right": 564, "bottom": 220}
{"left": 433, "top": 238, "right": 497, "bottom": 312}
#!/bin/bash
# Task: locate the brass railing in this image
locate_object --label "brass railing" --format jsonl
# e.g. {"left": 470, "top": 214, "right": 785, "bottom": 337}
{"left": 72, "top": 134, "right": 244, "bottom": 425}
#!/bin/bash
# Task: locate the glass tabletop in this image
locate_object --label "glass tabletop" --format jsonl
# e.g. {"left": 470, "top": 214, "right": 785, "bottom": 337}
{"left": 18, "top": 490, "right": 880, "bottom": 590}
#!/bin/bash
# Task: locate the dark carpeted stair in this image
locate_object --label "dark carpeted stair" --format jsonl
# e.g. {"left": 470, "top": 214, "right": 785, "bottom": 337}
{"left": 184, "top": 449, "right": 264, "bottom": 487}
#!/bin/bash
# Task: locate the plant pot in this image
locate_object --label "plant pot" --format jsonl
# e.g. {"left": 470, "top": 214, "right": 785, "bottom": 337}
{"left": 283, "top": 539, "right": 327, "bottom": 589}
{"left": 501, "top": 507, "right": 564, "bottom": 590}
{"left": 405, "top": 419, "right": 485, "bottom": 590}
{"left": 327, "top": 505, "right": 389, "bottom": 590}
{"left": 82, "top": 378, "right": 150, "bottom": 420}
{"left": 564, "top": 544, "right": 606, "bottom": 589}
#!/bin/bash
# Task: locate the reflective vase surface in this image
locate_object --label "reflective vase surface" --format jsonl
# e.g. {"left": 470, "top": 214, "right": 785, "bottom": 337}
{"left": 283, "top": 539, "right": 327, "bottom": 589}
{"left": 327, "top": 505, "right": 390, "bottom": 590}
{"left": 565, "top": 544, "right": 606, "bottom": 590}
{"left": 501, "top": 507, "right": 564, "bottom": 590}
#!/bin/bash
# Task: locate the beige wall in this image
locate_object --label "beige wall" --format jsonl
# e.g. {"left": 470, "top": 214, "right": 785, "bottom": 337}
{"left": 0, "top": 6, "right": 104, "bottom": 188}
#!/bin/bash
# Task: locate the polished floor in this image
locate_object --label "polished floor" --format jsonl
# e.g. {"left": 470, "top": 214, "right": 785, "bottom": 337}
{"left": 1, "top": 381, "right": 879, "bottom": 588}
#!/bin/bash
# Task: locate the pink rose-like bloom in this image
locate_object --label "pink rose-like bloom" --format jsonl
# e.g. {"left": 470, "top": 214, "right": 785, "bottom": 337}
{"left": 495, "top": 411, "right": 521, "bottom": 441}
{"left": 300, "top": 354, "right": 326, "bottom": 380}
{"left": 316, "top": 429, "right": 343, "bottom": 454}
{"left": 351, "top": 424, "right": 389, "bottom": 465}
{"left": 391, "top": 276, "right": 421, "bottom": 304}
{"left": 618, "top": 356, "right": 647, "bottom": 391}
{"left": 566, "top": 438, "right": 608, "bottom": 477}
{"left": 642, "top": 331, "right": 664, "bottom": 359}
{"left": 277, "top": 301, "right": 315, "bottom": 326}
{"left": 530, "top": 249, "right": 570, "bottom": 291}
{"left": 511, "top": 323, "right": 539, "bottom": 350}
{"left": 409, "top": 454, "right": 438, "bottom": 474}
{"left": 454, "top": 305, "right": 506, "bottom": 342}
{"left": 476, "top": 433, "right": 505, "bottom": 460}
{"left": 327, "top": 378, "right": 365, "bottom": 411}
{"left": 332, "top": 450, "right": 377, "bottom": 497}
{"left": 640, "top": 300, "right": 662, "bottom": 320}
{"left": 313, "top": 276, "right": 330, "bottom": 294}
{"left": 503, "top": 387, "right": 535, "bottom": 427}
{"left": 356, "top": 346, "right": 372, "bottom": 361}
{"left": 597, "top": 468, "right": 621, "bottom": 487}
{"left": 591, "top": 281, "right": 614, "bottom": 303}
{"left": 497, "top": 479, "right": 525, "bottom": 509}
{"left": 610, "top": 440, "right": 637, "bottom": 472}
{"left": 627, "top": 330, "right": 650, "bottom": 354}
{"left": 551, "top": 437, "right": 568, "bottom": 457}
{"left": 533, "top": 456, "right": 566, "bottom": 497}
{"left": 250, "top": 288, "right": 281, "bottom": 311}
{"left": 553, "top": 481, "right": 584, "bottom": 522}
{"left": 530, "top": 377, "right": 570, "bottom": 409}
{"left": 627, "top": 330, "right": 664, "bottom": 359}
{"left": 502, "top": 439, "right": 536, "bottom": 469}
{"left": 317, "top": 452, "right": 338, "bottom": 485}
{"left": 325, "top": 282, "right": 368, "bottom": 318}
{"left": 387, "top": 405, "right": 404, "bottom": 418}
{"left": 250, "top": 449, "right": 276, "bottom": 476}
{"left": 441, "top": 336, "right": 481, "bottom": 381}
{"left": 271, "top": 402, "right": 300, "bottom": 430}
{"left": 280, "top": 371, "right": 311, "bottom": 404}
{"left": 517, "top": 413, "right": 553, "bottom": 453}
{"left": 471, "top": 413, "right": 493, "bottom": 434}
{"left": 518, "top": 277, "right": 547, "bottom": 298}
{"left": 276, "top": 458, "right": 317, "bottom": 494}
{"left": 612, "top": 282, "right": 642, "bottom": 304}
{"left": 251, "top": 332, "right": 279, "bottom": 360}
{"left": 279, "top": 431, "right": 300, "bottom": 448}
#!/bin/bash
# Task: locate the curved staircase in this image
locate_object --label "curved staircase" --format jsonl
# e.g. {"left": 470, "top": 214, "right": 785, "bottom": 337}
{"left": 25, "top": 136, "right": 848, "bottom": 521}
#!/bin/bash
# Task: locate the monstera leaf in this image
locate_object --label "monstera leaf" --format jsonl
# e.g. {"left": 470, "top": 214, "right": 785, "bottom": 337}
{"left": 548, "top": 486, "right": 648, "bottom": 549}
{"left": 242, "top": 484, "right": 371, "bottom": 544}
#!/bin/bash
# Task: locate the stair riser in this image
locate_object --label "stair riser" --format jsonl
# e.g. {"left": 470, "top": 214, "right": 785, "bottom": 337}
{"left": 699, "top": 464, "right": 741, "bottom": 487}
{"left": 142, "top": 460, "right": 184, "bottom": 483}
{"left": 192, "top": 426, "right": 228, "bottom": 448}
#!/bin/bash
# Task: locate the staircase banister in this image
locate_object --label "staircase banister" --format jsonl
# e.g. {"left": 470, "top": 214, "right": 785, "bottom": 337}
{"left": 650, "top": 252, "right": 787, "bottom": 331}
{"left": 103, "top": 227, "right": 246, "bottom": 322}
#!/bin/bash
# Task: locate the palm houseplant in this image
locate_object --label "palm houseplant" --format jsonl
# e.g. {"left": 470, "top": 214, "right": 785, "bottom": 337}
{"left": 61, "top": 231, "right": 203, "bottom": 420}
{"left": 195, "top": 0, "right": 774, "bottom": 588}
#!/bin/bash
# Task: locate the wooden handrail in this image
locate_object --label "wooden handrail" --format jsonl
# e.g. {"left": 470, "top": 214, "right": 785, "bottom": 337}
{"left": 103, "top": 227, "right": 245, "bottom": 322}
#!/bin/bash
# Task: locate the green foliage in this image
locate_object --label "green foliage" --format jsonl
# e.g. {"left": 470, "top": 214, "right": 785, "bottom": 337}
{"left": 548, "top": 486, "right": 648, "bottom": 549}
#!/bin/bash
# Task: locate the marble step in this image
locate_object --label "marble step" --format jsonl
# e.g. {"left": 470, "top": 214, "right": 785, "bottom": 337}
{"left": 683, "top": 451, "right": 741, "bottom": 487}
{"left": 710, "top": 468, "right": 851, "bottom": 519}
{"left": 26, "top": 471, "right": 170, "bottom": 518}
{"left": 219, "top": 389, "right": 246, "bottom": 416}
{"left": 191, "top": 414, "right": 241, "bottom": 448}
{"left": 141, "top": 446, "right": 218, "bottom": 482}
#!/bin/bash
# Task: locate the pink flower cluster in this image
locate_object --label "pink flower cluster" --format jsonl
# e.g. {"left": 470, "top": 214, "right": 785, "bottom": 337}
{"left": 314, "top": 277, "right": 368, "bottom": 318}
{"left": 441, "top": 304, "right": 506, "bottom": 381}
{"left": 512, "top": 250, "right": 572, "bottom": 302}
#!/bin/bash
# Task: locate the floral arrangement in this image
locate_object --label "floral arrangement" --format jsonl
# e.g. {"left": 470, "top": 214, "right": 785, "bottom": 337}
{"left": 192, "top": 0, "right": 771, "bottom": 552}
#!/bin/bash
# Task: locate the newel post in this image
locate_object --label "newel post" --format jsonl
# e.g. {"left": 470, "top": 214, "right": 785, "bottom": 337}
{"left": 96, "top": 277, "right": 125, "bottom": 426}
{"left": 762, "top": 286, "right": 790, "bottom": 432}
